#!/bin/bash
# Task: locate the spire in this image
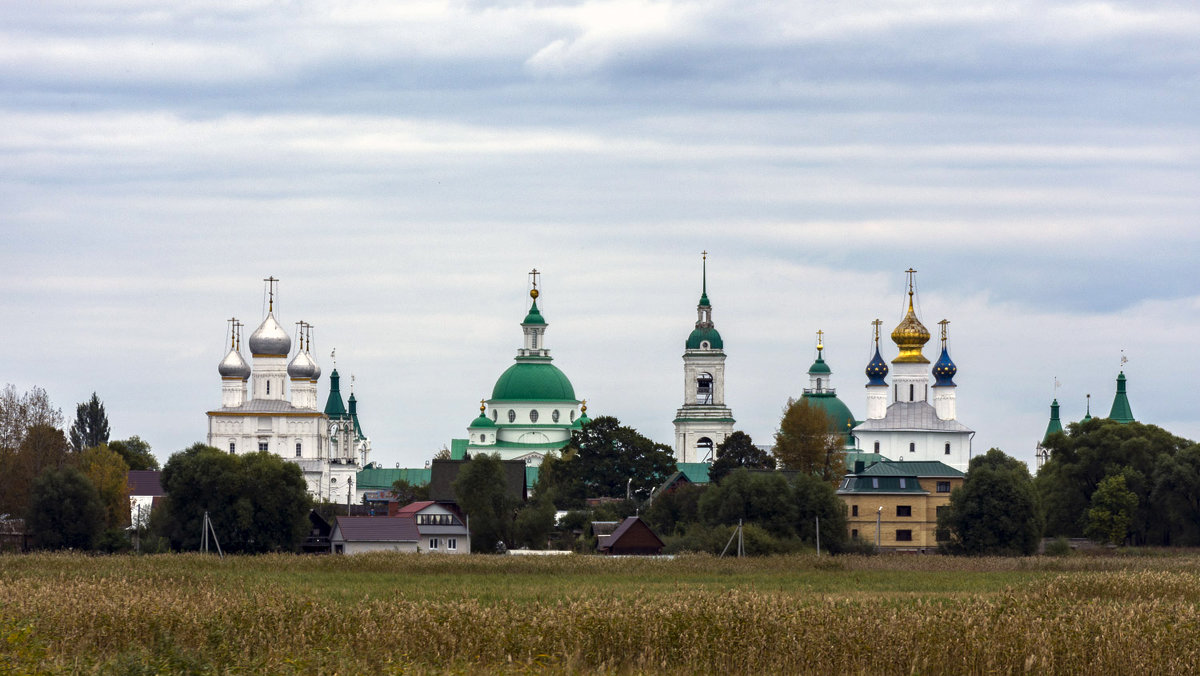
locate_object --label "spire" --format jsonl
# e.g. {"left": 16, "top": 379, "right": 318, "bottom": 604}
{"left": 699, "top": 250, "right": 710, "bottom": 307}
{"left": 264, "top": 275, "right": 278, "bottom": 313}
{"left": 324, "top": 367, "right": 347, "bottom": 418}
{"left": 1108, "top": 370, "right": 1135, "bottom": 424}
{"left": 808, "top": 329, "right": 831, "bottom": 376}
{"left": 1042, "top": 399, "right": 1063, "bottom": 444}
{"left": 1083, "top": 394, "right": 1092, "bottom": 421}
{"left": 932, "top": 319, "right": 957, "bottom": 386}
{"left": 865, "top": 319, "right": 888, "bottom": 385}
{"left": 891, "top": 268, "right": 931, "bottom": 364}
{"left": 518, "top": 270, "right": 551, "bottom": 357}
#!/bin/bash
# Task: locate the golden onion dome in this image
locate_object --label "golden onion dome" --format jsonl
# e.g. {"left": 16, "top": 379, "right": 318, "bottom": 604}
{"left": 891, "top": 291, "right": 930, "bottom": 364}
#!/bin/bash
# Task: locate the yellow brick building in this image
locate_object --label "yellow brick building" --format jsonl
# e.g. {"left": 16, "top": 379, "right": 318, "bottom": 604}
{"left": 837, "top": 460, "right": 965, "bottom": 551}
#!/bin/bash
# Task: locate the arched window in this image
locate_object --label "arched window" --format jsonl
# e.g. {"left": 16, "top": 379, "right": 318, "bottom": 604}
{"left": 909, "top": 442, "right": 916, "bottom": 453}
{"left": 552, "top": 410, "right": 560, "bottom": 423}
{"left": 570, "top": 410, "right": 576, "bottom": 422}
{"left": 873, "top": 441, "right": 880, "bottom": 452}
{"left": 530, "top": 332, "right": 538, "bottom": 349}
{"left": 697, "top": 437, "right": 714, "bottom": 462}
{"left": 295, "top": 442, "right": 302, "bottom": 457}
{"left": 529, "top": 410, "right": 539, "bottom": 423}
{"left": 909, "top": 384, "right": 914, "bottom": 401}
{"left": 697, "top": 372, "right": 714, "bottom": 404}
{"left": 229, "top": 441, "right": 236, "bottom": 455}
{"left": 816, "top": 378, "right": 823, "bottom": 390}
{"left": 266, "top": 381, "right": 270, "bottom": 395}
{"left": 944, "top": 442, "right": 951, "bottom": 455}
{"left": 508, "top": 410, "right": 516, "bottom": 423}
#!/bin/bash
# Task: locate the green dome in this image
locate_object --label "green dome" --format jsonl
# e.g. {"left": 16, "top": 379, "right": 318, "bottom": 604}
{"left": 469, "top": 413, "right": 496, "bottom": 428}
{"left": 491, "top": 361, "right": 576, "bottom": 401}
{"left": 808, "top": 357, "right": 831, "bottom": 375}
{"left": 803, "top": 392, "right": 857, "bottom": 439}
{"left": 686, "top": 327, "right": 724, "bottom": 350}
{"left": 522, "top": 299, "right": 546, "bottom": 326}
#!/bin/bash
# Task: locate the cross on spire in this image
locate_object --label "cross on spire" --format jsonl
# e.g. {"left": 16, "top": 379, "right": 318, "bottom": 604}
{"left": 938, "top": 319, "right": 949, "bottom": 346}
{"left": 228, "top": 317, "right": 238, "bottom": 349}
{"left": 1120, "top": 350, "right": 1128, "bottom": 368}
{"left": 872, "top": 318, "right": 883, "bottom": 344}
{"left": 702, "top": 250, "right": 708, "bottom": 296}
{"left": 263, "top": 276, "right": 279, "bottom": 313}
{"left": 330, "top": 347, "right": 337, "bottom": 369}
{"left": 816, "top": 329, "right": 824, "bottom": 351}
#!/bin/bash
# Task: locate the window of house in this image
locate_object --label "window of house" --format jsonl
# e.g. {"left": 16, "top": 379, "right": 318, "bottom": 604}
{"left": 871, "top": 478, "right": 879, "bottom": 488}
{"left": 944, "top": 442, "right": 951, "bottom": 455}
{"left": 899, "top": 478, "right": 906, "bottom": 489}
{"left": 530, "top": 410, "right": 539, "bottom": 423}
{"left": 552, "top": 410, "right": 560, "bottom": 423}
{"left": 896, "top": 505, "right": 912, "bottom": 517}
{"left": 851, "top": 529, "right": 858, "bottom": 539}
{"left": 909, "top": 442, "right": 915, "bottom": 453}
{"left": 429, "top": 538, "right": 440, "bottom": 550}
{"left": 508, "top": 410, "right": 516, "bottom": 423}
{"left": 937, "top": 481, "right": 951, "bottom": 493}
{"left": 229, "top": 441, "right": 236, "bottom": 455}
{"left": 447, "top": 538, "right": 457, "bottom": 550}
{"left": 295, "top": 442, "right": 302, "bottom": 457}
{"left": 852, "top": 505, "right": 858, "bottom": 517}
{"left": 258, "top": 442, "right": 268, "bottom": 452}
{"left": 896, "top": 530, "right": 913, "bottom": 541}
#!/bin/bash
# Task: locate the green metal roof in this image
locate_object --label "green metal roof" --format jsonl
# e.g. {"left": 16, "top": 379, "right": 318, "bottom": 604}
{"left": 469, "top": 413, "right": 496, "bottom": 428}
{"left": 324, "top": 369, "right": 347, "bottom": 418}
{"left": 844, "top": 452, "right": 889, "bottom": 471}
{"left": 1108, "top": 371, "right": 1135, "bottom": 424}
{"left": 808, "top": 356, "right": 831, "bottom": 375}
{"left": 857, "top": 460, "right": 964, "bottom": 478}
{"left": 491, "top": 361, "right": 576, "bottom": 401}
{"left": 450, "top": 438, "right": 469, "bottom": 460}
{"left": 686, "top": 327, "right": 723, "bottom": 350}
{"left": 677, "top": 462, "right": 712, "bottom": 484}
{"left": 1042, "top": 399, "right": 1063, "bottom": 444}
{"left": 522, "top": 299, "right": 546, "bottom": 326}
{"left": 802, "top": 392, "right": 857, "bottom": 440}
{"left": 356, "top": 467, "right": 431, "bottom": 491}
{"left": 838, "top": 475, "right": 929, "bottom": 494}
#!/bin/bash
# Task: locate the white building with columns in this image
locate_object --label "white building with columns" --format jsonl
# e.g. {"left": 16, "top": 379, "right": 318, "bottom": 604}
{"left": 673, "top": 256, "right": 734, "bottom": 463}
{"left": 852, "top": 271, "right": 974, "bottom": 472}
{"left": 206, "top": 281, "right": 368, "bottom": 500}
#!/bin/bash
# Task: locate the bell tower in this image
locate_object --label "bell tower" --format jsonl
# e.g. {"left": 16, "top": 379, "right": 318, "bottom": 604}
{"left": 673, "top": 252, "right": 735, "bottom": 463}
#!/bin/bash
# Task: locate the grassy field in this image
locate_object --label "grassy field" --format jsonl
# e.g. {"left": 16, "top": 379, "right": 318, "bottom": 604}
{"left": 3, "top": 552, "right": 1200, "bottom": 674}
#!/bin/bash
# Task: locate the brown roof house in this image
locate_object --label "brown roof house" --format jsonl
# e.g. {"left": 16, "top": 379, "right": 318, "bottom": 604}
{"left": 330, "top": 516, "right": 419, "bottom": 555}
{"left": 395, "top": 501, "right": 471, "bottom": 554}
{"left": 595, "top": 517, "right": 664, "bottom": 556}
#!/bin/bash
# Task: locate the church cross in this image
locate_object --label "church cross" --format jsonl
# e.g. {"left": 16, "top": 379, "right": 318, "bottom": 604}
{"left": 872, "top": 318, "right": 883, "bottom": 343}
{"left": 816, "top": 329, "right": 824, "bottom": 350}
{"left": 263, "top": 276, "right": 279, "bottom": 312}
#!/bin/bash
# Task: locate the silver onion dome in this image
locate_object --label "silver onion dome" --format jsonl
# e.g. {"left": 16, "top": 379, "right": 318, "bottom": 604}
{"left": 309, "top": 355, "right": 322, "bottom": 381}
{"left": 248, "top": 312, "right": 291, "bottom": 356}
{"left": 218, "top": 347, "right": 251, "bottom": 379}
{"left": 287, "top": 349, "right": 316, "bottom": 379}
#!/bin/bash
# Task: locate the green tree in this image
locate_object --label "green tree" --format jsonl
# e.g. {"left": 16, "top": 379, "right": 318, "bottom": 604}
{"left": 534, "top": 448, "right": 587, "bottom": 509}
{"left": 643, "top": 483, "right": 705, "bottom": 537}
{"left": 710, "top": 431, "right": 775, "bottom": 484}
{"left": 158, "top": 443, "right": 311, "bottom": 553}
{"left": 108, "top": 436, "right": 159, "bottom": 471}
{"left": 1037, "top": 419, "right": 1188, "bottom": 544}
{"left": 939, "top": 449, "right": 1042, "bottom": 555}
{"left": 77, "top": 444, "right": 131, "bottom": 530}
{"left": 564, "top": 416, "right": 677, "bottom": 501}
{"left": 453, "top": 453, "right": 515, "bottom": 552}
{"left": 773, "top": 398, "right": 845, "bottom": 484}
{"left": 69, "top": 392, "right": 110, "bottom": 452}
{"left": 513, "top": 493, "right": 557, "bottom": 550}
{"left": 27, "top": 465, "right": 105, "bottom": 550}
{"left": 698, "top": 469, "right": 796, "bottom": 538}
{"left": 390, "top": 478, "right": 430, "bottom": 505}
{"left": 1150, "top": 444, "right": 1200, "bottom": 545}
{"left": 0, "top": 384, "right": 63, "bottom": 451}
{"left": 790, "top": 472, "right": 849, "bottom": 552}
{"left": 1085, "top": 471, "right": 1138, "bottom": 545}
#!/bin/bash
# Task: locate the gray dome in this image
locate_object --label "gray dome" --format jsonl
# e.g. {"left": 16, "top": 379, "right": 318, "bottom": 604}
{"left": 248, "top": 313, "right": 291, "bottom": 357}
{"left": 288, "top": 349, "right": 316, "bottom": 380}
{"left": 218, "top": 347, "right": 251, "bottom": 379}
{"left": 310, "top": 356, "right": 322, "bottom": 382}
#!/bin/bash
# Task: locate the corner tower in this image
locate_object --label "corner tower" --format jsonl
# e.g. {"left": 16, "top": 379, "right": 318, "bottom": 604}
{"left": 673, "top": 252, "right": 735, "bottom": 463}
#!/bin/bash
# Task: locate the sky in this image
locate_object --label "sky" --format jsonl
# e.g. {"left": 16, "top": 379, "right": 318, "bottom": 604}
{"left": 2, "top": 0, "right": 1199, "bottom": 471}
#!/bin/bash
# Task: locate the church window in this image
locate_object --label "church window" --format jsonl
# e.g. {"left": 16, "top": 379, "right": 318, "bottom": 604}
{"left": 697, "top": 437, "right": 714, "bottom": 462}
{"left": 944, "top": 442, "right": 951, "bottom": 455}
{"left": 897, "top": 505, "right": 911, "bottom": 517}
{"left": 570, "top": 410, "right": 576, "bottom": 422}
{"left": 816, "top": 378, "right": 823, "bottom": 390}
{"left": 530, "top": 332, "right": 538, "bottom": 349}
{"left": 700, "top": 341, "right": 710, "bottom": 349}
{"left": 259, "top": 442, "right": 268, "bottom": 451}
{"left": 508, "top": 410, "right": 516, "bottom": 423}
{"left": 697, "top": 373, "right": 714, "bottom": 404}
{"left": 909, "top": 442, "right": 915, "bottom": 453}
{"left": 873, "top": 441, "right": 880, "bottom": 452}
{"left": 530, "top": 410, "right": 539, "bottom": 423}
{"left": 552, "top": 410, "right": 560, "bottom": 423}
{"left": 267, "top": 381, "right": 270, "bottom": 395}
{"left": 295, "top": 442, "right": 302, "bottom": 457}
{"left": 492, "top": 409, "right": 498, "bottom": 422}
{"left": 909, "top": 384, "right": 914, "bottom": 401}
{"left": 229, "top": 441, "right": 236, "bottom": 455}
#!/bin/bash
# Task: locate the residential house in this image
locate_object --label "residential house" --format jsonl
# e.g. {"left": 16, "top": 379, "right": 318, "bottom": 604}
{"left": 836, "top": 460, "right": 965, "bottom": 551}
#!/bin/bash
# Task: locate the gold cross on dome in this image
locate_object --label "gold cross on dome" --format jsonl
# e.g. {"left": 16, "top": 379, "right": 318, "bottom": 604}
{"left": 263, "top": 276, "right": 279, "bottom": 312}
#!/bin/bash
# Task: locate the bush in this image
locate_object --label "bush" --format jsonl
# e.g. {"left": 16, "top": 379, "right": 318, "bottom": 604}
{"left": 1044, "top": 536, "right": 1073, "bottom": 557}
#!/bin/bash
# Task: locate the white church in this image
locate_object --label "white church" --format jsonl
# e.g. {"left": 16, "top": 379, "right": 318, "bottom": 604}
{"left": 206, "top": 279, "right": 371, "bottom": 500}
{"left": 673, "top": 254, "right": 735, "bottom": 463}
{"left": 851, "top": 270, "right": 975, "bottom": 472}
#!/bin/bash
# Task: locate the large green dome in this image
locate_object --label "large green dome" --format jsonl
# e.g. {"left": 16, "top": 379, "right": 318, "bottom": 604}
{"left": 804, "top": 392, "right": 857, "bottom": 439}
{"left": 491, "top": 361, "right": 576, "bottom": 401}
{"left": 686, "top": 327, "right": 723, "bottom": 350}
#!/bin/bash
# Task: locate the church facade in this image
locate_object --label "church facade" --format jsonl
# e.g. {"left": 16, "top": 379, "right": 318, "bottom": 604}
{"left": 205, "top": 280, "right": 370, "bottom": 500}
{"left": 852, "top": 271, "right": 974, "bottom": 473}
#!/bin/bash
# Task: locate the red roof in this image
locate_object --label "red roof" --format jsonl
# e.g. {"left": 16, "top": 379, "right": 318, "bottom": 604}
{"left": 127, "top": 470, "right": 165, "bottom": 497}
{"left": 332, "top": 516, "right": 419, "bottom": 542}
{"left": 394, "top": 500, "right": 436, "bottom": 516}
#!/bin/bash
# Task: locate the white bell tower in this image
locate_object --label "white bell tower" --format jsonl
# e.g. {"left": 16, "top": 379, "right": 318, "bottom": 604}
{"left": 673, "top": 252, "right": 735, "bottom": 463}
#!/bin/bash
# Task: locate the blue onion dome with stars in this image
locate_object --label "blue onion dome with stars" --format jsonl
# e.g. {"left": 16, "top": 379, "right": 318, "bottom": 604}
{"left": 932, "top": 319, "right": 956, "bottom": 386}
{"left": 865, "top": 347, "right": 889, "bottom": 385}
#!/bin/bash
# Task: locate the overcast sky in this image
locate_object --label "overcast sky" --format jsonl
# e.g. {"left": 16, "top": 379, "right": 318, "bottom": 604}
{"left": 3, "top": 0, "right": 1199, "bottom": 470}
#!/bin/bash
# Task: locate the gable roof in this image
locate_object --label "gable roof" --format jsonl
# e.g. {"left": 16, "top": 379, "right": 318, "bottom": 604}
{"left": 395, "top": 500, "right": 437, "bottom": 516}
{"left": 676, "top": 462, "right": 712, "bottom": 484}
{"left": 857, "top": 460, "right": 964, "bottom": 478}
{"left": 837, "top": 475, "right": 929, "bottom": 494}
{"left": 127, "top": 470, "right": 165, "bottom": 497}
{"left": 598, "top": 516, "right": 664, "bottom": 552}
{"left": 332, "top": 516, "right": 419, "bottom": 542}
{"left": 356, "top": 467, "right": 431, "bottom": 491}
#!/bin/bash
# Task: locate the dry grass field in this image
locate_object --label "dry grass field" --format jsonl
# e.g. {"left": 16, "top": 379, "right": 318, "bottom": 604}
{"left": 3, "top": 551, "right": 1200, "bottom": 674}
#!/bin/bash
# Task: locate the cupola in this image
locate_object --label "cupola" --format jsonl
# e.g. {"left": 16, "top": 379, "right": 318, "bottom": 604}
{"left": 891, "top": 268, "right": 930, "bottom": 364}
